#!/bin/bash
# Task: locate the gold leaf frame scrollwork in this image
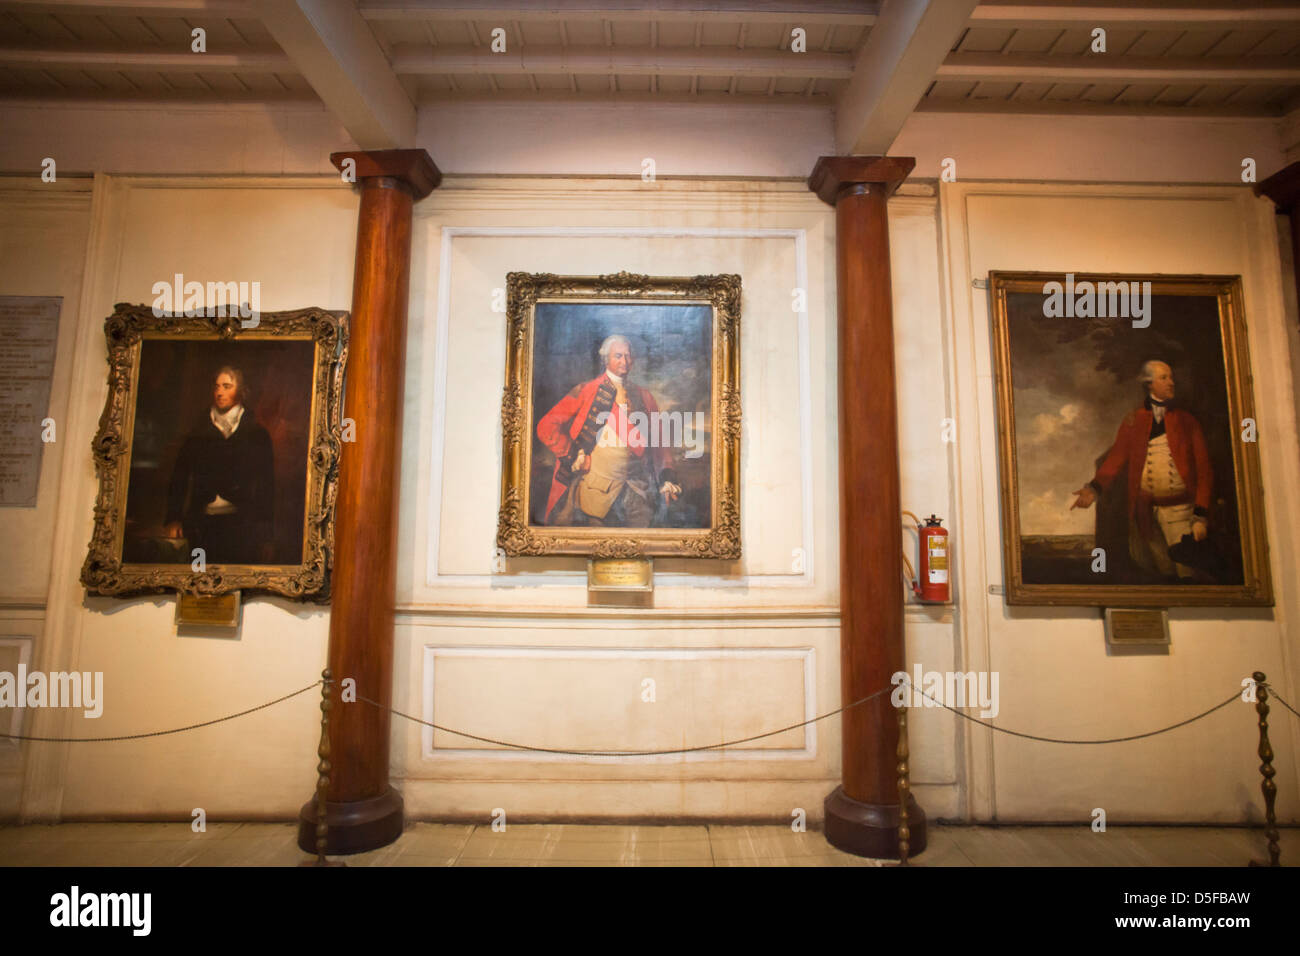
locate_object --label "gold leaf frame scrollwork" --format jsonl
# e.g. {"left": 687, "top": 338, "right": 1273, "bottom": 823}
{"left": 497, "top": 271, "right": 742, "bottom": 559}
{"left": 80, "top": 303, "right": 348, "bottom": 602}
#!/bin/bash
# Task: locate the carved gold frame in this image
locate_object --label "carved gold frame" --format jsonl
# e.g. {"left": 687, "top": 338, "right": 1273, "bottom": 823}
{"left": 497, "top": 271, "right": 741, "bottom": 558}
{"left": 990, "top": 272, "right": 1273, "bottom": 606}
{"left": 80, "top": 303, "right": 348, "bottom": 602}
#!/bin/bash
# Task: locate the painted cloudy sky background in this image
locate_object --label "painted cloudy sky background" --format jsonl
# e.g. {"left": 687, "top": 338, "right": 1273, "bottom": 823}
{"left": 1005, "top": 290, "right": 1232, "bottom": 537}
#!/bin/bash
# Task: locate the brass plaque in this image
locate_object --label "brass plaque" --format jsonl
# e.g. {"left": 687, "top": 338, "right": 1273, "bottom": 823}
{"left": 176, "top": 590, "right": 241, "bottom": 628}
{"left": 1104, "top": 608, "right": 1169, "bottom": 646}
{"left": 588, "top": 558, "right": 653, "bottom": 592}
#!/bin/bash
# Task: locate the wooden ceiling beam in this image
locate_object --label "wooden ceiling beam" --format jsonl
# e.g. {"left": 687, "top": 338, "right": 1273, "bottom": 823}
{"left": 834, "top": 0, "right": 980, "bottom": 155}
{"left": 916, "top": 96, "right": 1283, "bottom": 118}
{"left": 0, "top": 44, "right": 291, "bottom": 71}
{"left": 970, "top": 4, "right": 1300, "bottom": 32}
{"left": 260, "top": 0, "right": 415, "bottom": 148}
{"left": 938, "top": 52, "right": 1300, "bottom": 86}
{"left": 0, "top": 0, "right": 253, "bottom": 16}
{"left": 358, "top": 1, "right": 878, "bottom": 24}
{"left": 390, "top": 43, "right": 853, "bottom": 77}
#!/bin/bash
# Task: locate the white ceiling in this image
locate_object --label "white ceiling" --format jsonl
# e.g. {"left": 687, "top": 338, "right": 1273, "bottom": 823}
{"left": 2, "top": 1, "right": 1298, "bottom": 149}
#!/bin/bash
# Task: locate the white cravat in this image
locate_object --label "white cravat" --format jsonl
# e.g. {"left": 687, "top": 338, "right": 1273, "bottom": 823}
{"left": 210, "top": 403, "right": 244, "bottom": 439}
{"left": 598, "top": 372, "right": 628, "bottom": 449}
{"left": 205, "top": 403, "right": 244, "bottom": 514}
{"left": 1150, "top": 401, "right": 1166, "bottom": 425}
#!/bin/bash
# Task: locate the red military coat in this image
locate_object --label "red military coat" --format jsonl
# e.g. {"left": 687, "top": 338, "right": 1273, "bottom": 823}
{"left": 1090, "top": 406, "right": 1212, "bottom": 521}
{"left": 536, "top": 373, "right": 672, "bottom": 518}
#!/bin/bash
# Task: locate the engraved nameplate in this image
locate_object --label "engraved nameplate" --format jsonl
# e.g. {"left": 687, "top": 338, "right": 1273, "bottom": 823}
{"left": 1104, "top": 608, "right": 1170, "bottom": 646}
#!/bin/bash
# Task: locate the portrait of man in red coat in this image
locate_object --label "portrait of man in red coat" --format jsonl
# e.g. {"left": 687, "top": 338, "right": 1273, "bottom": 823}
{"left": 536, "top": 333, "right": 683, "bottom": 527}
{"left": 1070, "top": 359, "right": 1212, "bottom": 579}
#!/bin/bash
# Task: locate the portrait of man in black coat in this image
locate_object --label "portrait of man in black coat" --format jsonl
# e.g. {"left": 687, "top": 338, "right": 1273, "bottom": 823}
{"left": 163, "top": 365, "right": 274, "bottom": 565}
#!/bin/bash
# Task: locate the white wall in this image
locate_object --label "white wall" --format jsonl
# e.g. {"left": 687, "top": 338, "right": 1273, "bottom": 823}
{"left": 0, "top": 100, "right": 1291, "bottom": 182}
{"left": 0, "top": 179, "right": 92, "bottom": 818}
{"left": 2, "top": 98, "right": 1296, "bottom": 827}
{"left": 0, "top": 102, "right": 351, "bottom": 177}
{"left": 389, "top": 176, "right": 961, "bottom": 821}
{"left": 14, "top": 176, "right": 356, "bottom": 820}
{"left": 4, "top": 172, "right": 966, "bottom": 823}
{"left": 895, "top": 113, "right": 1286, "bottom": 185}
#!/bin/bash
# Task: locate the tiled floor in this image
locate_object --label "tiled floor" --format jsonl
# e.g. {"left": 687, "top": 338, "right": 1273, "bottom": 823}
{"left": 0, "top": 821, "right": 1293, "bottom": 866}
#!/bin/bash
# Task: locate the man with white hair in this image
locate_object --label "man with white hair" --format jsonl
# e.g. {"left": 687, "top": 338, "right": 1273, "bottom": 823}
{"left": 537, "top": 333, "right": 682, "bottom": 526}
{"left": 1070, "top": 359, "right": 1212, "bottom": 579}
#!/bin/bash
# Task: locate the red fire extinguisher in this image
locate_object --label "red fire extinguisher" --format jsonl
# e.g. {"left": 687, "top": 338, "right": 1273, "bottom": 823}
{"left": 905, "top": 513, "right": 950, "bottom": 603}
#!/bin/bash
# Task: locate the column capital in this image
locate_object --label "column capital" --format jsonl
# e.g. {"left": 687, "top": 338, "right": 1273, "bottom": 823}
{"left": 808, "top": 155, "right": 915, "bottom": 207}
{"left": 1255, "top": 160, "right": 1300, "bottom": 210}
{"left": 330, "top": 148, "right": 442, "bottom": 200}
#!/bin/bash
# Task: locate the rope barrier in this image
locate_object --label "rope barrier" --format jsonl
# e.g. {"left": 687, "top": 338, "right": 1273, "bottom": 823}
{"left": 1270, "top": 689, "right": 1300, "bottom": 720}
{"left": 359, "top": 685, "right": 896, "bottom": 757}
{"left": 0, "top": 675, "right": 1294, "bottom": 750}
{"left": 362, "top": 678, "right": 1292, "bottom": 756}
{"left": 902, "top": 682, "right": 1245, "bottom": 746}
{"left": 0, "top": 680, "right": 322, "bottom": 742}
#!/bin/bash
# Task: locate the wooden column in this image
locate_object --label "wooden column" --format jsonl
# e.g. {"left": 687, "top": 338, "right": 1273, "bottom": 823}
{"left": 297, "top": 149, "right": 440, "bottom": 855}
{"left": 809, "top": 155, "right": 927, "bottom": 859}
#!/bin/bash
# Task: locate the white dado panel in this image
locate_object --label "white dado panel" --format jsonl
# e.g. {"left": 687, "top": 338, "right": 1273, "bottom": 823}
{"left": 428, "top": 229, "right": 809, "bottom": 588}
{"left": 421, "top": 645, "right": 815, "bottom": 762}
{"left": 396, "top": 178, "right": 842, "bottom": 612}
{"left": 0, "top": 611, "right": 42, "bottom": 821}
{"left": 0, "top": 636, "right": 34, "bottom": 749}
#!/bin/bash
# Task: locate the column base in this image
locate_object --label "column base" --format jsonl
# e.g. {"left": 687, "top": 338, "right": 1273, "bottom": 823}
{"left": 823, "top": 785, "right": 927, "bottom": 860}
{"left": 296, "top": 786, "right": 404, "bottom": 855}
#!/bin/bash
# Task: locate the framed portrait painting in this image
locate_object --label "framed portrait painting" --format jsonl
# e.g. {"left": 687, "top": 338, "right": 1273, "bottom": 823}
{"left": 989, "top": 272, "right": 1272, "bottom": 607}
{"left": 81, "top": 304, "right": 347, "bottom": 601}
{"left": 497, "top": 271, "right": 741, "bottom": 559}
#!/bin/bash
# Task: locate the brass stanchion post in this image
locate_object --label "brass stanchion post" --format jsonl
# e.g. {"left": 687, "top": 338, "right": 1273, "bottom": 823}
{"left": 897, "top": 704, "right": 911, "bottom": 866}
{"left": 1250, "top": 671, "right": 1281, "bottom": 867}
{"left": 303, "top": 669, "right": 344, "bottom": 867}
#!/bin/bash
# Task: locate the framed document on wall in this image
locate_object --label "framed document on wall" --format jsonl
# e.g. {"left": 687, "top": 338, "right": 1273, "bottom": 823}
{"left": 989, "top": 272, "right": 1272, "bottom": 607}
{"left": 81, "top": 303, "right": 348, "bottom": 602}
{"left": 497, "top": 271, "right": 741, "bottom": 559}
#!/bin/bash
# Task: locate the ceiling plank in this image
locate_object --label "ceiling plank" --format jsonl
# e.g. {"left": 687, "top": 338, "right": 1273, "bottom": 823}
{"left": 415, "top": 87, "right": 834, "bottom": 106}
{"left": 971, "top": 4, "right": 1300, "bottom": 32}
{"left": 0, "top": 1, "right": 253, "bottom": 16}
{"left": 358, "top": 1, "right": 878, "bottom": 25}
{"left": 939, "top": 53, "right": 1300, "bottom": 86}
{"left": 391, "top": 42, "right": 853, "bottom": 78}
{"left": 916, "top": 96, "right": 1282, "bottom": 118}
{"left": 0, "top": 44, "right": 290, "bottom": 70}
{"left": 260, "top": 0, "right": 415, "bottom": 148}
{"left": 835, "top": 0, "right": 981, "bottom": 155}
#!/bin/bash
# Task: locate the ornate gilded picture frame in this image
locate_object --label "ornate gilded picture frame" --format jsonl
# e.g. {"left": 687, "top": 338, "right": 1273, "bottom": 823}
{"left": 81, "top": 304, "right": 348, "bottom": 602}
{"left": 497, "top": 272, "right": 741, "bottom": 559}
{"left": 989, "top": 272, "right": 1272, "bottom": 606}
